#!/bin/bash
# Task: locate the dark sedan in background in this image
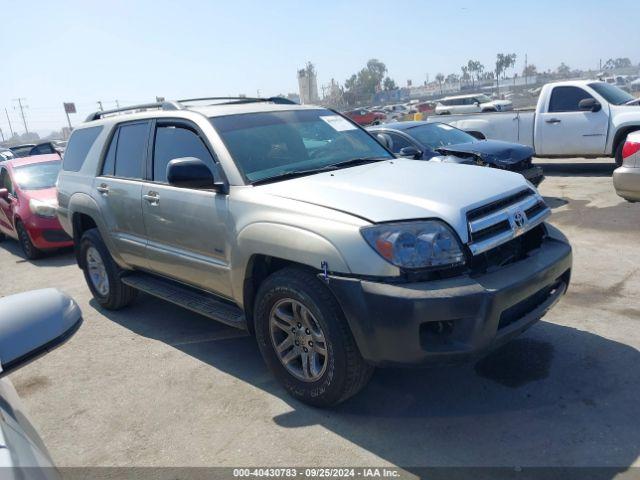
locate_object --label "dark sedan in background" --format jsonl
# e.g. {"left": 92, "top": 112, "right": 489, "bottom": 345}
{"left": 368, "top": 121, "right": 544, "bottom": 186}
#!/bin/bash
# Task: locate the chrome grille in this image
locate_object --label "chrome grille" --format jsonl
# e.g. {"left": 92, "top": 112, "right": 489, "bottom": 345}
{"left": 467, "top": 189, "right": 550, "bottom": 256}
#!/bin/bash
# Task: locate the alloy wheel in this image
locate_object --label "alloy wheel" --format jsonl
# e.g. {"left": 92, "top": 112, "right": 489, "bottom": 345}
{"left": 269, "top": 298, "right": 328, "bottom": 382}
{"left": 86, "top": 246, "right": 110, "bottom": 296}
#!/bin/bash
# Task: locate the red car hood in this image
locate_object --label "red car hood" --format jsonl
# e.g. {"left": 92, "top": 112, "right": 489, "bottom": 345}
{"left": 19, "top": 187, "right": 57, "bottom": 203}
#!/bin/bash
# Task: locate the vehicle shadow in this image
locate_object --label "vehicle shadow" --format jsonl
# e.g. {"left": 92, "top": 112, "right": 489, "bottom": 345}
{"left": 0, "top": 240, "right": 75, "bottom": 267}
{"left": 538, "top": 161, "right": 616, "bottom": 178}
{"left": 94, "top": 294, "right": 640, "bottom": 474}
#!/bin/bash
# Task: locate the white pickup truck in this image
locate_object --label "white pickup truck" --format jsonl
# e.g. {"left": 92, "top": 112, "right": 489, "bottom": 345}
{"left": 428, "top": 81, "right": 640, "bottom": 166}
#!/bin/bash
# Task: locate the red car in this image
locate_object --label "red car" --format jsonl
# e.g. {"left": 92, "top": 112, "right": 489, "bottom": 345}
{"left": 0, "top": 155, "right": 73, "bottom": 259}
{"left": 344, "top": 108, "right": 386, "bottom": 126}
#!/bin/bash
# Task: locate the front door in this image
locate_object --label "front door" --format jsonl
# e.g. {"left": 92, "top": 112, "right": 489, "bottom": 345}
{"left": 536, "top": 85, "right": 609, "bottom": 156}
{"left": 93, "top": 121, "right": 150, "bottom": 268}
{"left": 0, "top": 167, "right": 16, "bottom": 238}
{"left": 142, "top": 120, "right": 232, "bottom": 298}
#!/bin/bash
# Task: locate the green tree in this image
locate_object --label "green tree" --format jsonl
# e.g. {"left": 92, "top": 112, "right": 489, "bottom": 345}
{"left": 343, "top": 59, "right": 389, "bottom": 104}
{"left": 556, "top": 62, "right": 571, "bottom": 77}
{"left": 467, "top": 60, "right": 484, "bottom": 88}
{"left": 435, "top": 73, "right": 445, "bottom": 94}
{"left": 383, "top": 77, "right": 397, "bottom": 91}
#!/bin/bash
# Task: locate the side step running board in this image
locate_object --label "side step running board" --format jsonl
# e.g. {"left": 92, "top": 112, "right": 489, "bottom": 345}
{"left": 122, "top": 272, "right": 246, "bottom": 330}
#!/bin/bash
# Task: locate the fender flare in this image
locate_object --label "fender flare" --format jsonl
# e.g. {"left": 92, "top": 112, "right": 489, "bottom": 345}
{"left": 230, "top": 222, "right": 350, "bottom": 304}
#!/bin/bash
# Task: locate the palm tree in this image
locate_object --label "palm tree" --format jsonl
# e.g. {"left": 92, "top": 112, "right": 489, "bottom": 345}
{"left": 435, "top": 73, "right": 445, "bottom": 94}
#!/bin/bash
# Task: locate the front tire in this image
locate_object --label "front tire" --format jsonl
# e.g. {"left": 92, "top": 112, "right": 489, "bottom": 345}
{"left": 254, "top": 267, "right": 374, "bottom": 407}
{"left": 80, "top": 228, "right": 137, "bottom": 310}
{"left": 16, "top": 221, "right": 42, "bottom": 259}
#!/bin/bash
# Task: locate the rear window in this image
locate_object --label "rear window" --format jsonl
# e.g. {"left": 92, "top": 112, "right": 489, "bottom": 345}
{"left": 63, "top": 126, "right": 103, "bottom": 172}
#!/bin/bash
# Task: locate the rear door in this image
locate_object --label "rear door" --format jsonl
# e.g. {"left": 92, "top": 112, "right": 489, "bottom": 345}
{"left": 536, "top": 86, "right": 609, "bottom": 156}
{"left": 93, "top": 121, "right": 150, "bottom": 268}
{"left": 141, "top": 119, "right": 232, "bottom": 298}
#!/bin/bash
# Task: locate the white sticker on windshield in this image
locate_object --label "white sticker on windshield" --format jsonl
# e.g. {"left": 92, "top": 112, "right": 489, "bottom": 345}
{"left": 320, "top": 115, "right": 357, "bottom": 131}
{"left": 439, "top": 124, "right": 454, "bottom": 130}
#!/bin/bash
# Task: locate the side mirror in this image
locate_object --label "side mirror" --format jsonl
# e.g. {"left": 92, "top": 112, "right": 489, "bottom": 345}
{"left": 474, "top": 101, "right": 480, "bottom": 107}
{"left": 399, "top": 146, "right": 422, "bottom": 159}
{"left": 0, "top": 289, "right": 82, "bottom": 377}
{"left": 375, "top": 133, "right": 392, "bottom": 149}
{"left": 0, "top": 188, "right": 8, "bottom": 200}
{"left": 167, "top": 157, "right": 217, "bottom": 189}
{"left": 578, "top": 98, "right": 602, "bottom": 112}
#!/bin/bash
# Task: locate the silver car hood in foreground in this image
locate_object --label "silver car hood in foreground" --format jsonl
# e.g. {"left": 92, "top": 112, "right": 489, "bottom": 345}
{"left": 257, "top": 159, "right": 529, "bottom": 241}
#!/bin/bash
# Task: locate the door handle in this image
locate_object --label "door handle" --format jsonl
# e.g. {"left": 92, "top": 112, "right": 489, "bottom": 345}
{"left": 545, "top": 118, "right": 561, "bottom": 124}
{"left": 143, "top": 192, "right": 160, "bottom": 205}
{"left": 96, "top": 184, "right": 109, "bottom": 195}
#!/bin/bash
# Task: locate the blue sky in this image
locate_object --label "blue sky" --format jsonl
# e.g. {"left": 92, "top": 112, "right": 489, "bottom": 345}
{"left": 1, "top": 0, "right": 639, "bottom": 135}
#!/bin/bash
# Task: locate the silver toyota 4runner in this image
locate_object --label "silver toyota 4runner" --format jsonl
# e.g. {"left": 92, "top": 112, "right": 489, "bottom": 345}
{"left": 57, "top": 97, "right": 572, "bottom": 407}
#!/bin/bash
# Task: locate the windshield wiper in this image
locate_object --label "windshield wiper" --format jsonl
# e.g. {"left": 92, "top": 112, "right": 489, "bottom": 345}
{"left": 625, "top": 98, "right": 640, "bottom": 106}
{"left": 325, "top": 156, "right": 390, "bottom": 169}
{"left": 252, "top": 157, "right": 389, "bottom": 185}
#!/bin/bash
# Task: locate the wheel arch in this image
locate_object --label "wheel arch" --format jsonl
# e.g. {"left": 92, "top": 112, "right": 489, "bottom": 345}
{"left": 612, "top": 125, "right": 640, "bottom": 156}
{"left": 233, "top": 223, "right": 351, "bottom": 335}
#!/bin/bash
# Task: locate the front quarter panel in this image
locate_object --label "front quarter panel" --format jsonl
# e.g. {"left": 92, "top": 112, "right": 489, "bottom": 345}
{"left": 228, "top": 187, "right": 400, "bottom": 304}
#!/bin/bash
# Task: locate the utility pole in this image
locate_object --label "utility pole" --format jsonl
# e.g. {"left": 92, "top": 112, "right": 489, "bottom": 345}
{"left": 256, "top": 89, "right": 261, "bottom": 98}
{"left": 524, "top": 53, "right": 528, "bottom": 86}
{"left": 0, "top": 127, "right": 4, "bottom": 142}
{"left": 97, "top": 101, "right": 104, "bottom": 111}
{"left": 13, "top": 98, "right": 29, "bottom": 134}
{"left": 4, "top": 108, "right": 14, "bottom": 138}
{"left": 115, "top": 100, "right": 120, "bottom": 108}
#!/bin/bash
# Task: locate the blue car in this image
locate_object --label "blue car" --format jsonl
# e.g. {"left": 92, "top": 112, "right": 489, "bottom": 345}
{"left": 368, "top": 121, "right": 544, "bottom": 186}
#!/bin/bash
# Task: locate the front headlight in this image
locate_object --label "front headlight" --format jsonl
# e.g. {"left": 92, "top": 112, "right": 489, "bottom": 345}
{"left": 29, "top": 198, "right": 58, "bottom": 218}
{"left": 361, "top": 221, "right": 466, "bottom": 269}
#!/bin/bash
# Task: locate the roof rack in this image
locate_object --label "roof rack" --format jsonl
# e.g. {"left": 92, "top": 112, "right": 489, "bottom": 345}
{"left": 85, "top": 96, "right": 297, "bottom": 122}
{"left": 177, "top": 96, "right": 297, "bottom": 105}
{"left": 85, "top": 101, "right": 182, "bottom": 122}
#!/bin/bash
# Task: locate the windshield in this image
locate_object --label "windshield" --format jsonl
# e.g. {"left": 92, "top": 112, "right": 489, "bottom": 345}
{"left": 476, "top": 94, "right": 492, "bottom": 103}
{"left": 210, "top": 109, "right": 393, "bottom": 183}
{"left": 13, "top": 161, "right": 61, "bottom": 190}
{"left": 407, "top": 123, "right": 477, "bottom": 151}
{"left": 588, "top": 82, "right": 635, "bottom": 105}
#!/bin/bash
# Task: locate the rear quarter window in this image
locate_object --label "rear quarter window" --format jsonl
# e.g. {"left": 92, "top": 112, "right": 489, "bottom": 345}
{"left": 63, "top": 126, "right": 103, "bottom": 172}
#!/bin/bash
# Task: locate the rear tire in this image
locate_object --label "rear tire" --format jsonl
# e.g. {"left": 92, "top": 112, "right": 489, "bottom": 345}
{"left": 254, "top": 267, "right": 374, "bottom": 407}
{"left": 80, "top": 228, "right": 137, "bottom": 310}
{"left": 16, "top": 221, "right": 42, "bottom": 260}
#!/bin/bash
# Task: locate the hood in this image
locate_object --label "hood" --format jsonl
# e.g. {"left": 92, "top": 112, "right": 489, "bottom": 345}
{"left": 17, "top": 187, "right": 58, "bottom": 202}
{"left": 436, "top": 140, "right": 534, "bottom": 166}
{"left": 256, "top": 160, "right": 530, "bottom": 243}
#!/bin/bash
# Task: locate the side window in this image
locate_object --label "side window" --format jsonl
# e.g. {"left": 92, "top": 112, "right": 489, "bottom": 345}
{"left": 114, "top": 122, "right": 150, "bottom": 179}
{"left": 0, "top": 168, "right": 13, "bottom": 194}
{"left": 152, "top": 125, "right": 215, "bottom": 183}
{"left": 387, "top": 133, "right": 413, "bottom": 154}
{"left": 63, "top": 126, "right": 103, "bottom": 172}
{"left": 101, "top": 128, "right": 119, "bottom": 176}
{"left": 548, "top": 87, "right": 594, "bottom": 112}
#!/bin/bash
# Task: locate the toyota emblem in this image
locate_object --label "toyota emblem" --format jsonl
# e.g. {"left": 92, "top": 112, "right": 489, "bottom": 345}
{"left": 513, "top": 210, "right": 526, "bottom": 230}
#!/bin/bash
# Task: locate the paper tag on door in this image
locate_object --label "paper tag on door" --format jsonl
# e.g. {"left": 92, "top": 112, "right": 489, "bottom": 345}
{"left": 320, "top": 115, "right": 357, "bottom": 131}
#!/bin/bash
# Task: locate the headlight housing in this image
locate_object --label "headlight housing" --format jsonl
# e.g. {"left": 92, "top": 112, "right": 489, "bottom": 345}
{"left": 361, "top": 221, "right": 466, "bottom": 269}
{"left": 29, "top": 198, "right": 58, "bottom": 218}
